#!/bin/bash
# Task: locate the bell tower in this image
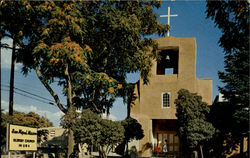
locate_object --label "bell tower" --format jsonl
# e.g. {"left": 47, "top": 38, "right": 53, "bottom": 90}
{"left": 130, "top": 36, "right": 212, "bottom": 157}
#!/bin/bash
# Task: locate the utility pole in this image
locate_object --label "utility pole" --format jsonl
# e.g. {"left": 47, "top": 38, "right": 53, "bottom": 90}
{"left": 0, "top": 31, "right": 2, "bottom": 157}
{"left": 9, "top": 40, "right": 16, "bottom": 116}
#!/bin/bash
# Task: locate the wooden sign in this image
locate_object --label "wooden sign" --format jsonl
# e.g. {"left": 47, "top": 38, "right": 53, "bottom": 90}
{"left": 8, "top": 124, "right": 37, "bottom": 151}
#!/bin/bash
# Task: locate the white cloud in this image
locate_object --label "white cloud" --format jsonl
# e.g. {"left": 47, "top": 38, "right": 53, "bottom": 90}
{"left": 1, "top": 100, "right": 9, "bottom": 109}
{"left": 14, "top": 103, "right": 38, "bottom": 114}
{"left": 109, "top": 114, "right": 118, "bottom": 121}
{"left": 103, "top": 113, "right": 118, "bottom": 121}
{"left": 40, "top": 110, "right": 64, "bottom": 126}
{"left": 29, "top": 105, "right": 38, "bottom": 112}
{"left": 1, "top": 38, "right": 22, "bottom": 70}
{"left": 1, "top": 99, "right": 121, "bottom": 125}
{"left": 53, "top": 111, "right": 64, "bottom": 118}
{"left": 1, "top": 99, "right": 63, "bottom": 126}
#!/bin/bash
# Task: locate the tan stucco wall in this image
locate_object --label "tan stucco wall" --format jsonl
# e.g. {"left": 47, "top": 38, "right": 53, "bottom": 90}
{"left": 38, "top": 126, "right": 67, "bottom": 147}
{"left": 39, "top": 126, "right": 66, "bottom": 140}
{"left": 130, "top": 36, "right": 212, "bottom": 157}
{"left": 196, "top": 78, "right": 212, "bottom": 105}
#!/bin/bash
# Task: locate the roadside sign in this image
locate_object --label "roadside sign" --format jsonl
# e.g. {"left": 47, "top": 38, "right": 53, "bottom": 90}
{"left": 8, "top": 124, "right": 37, "bottom": 151}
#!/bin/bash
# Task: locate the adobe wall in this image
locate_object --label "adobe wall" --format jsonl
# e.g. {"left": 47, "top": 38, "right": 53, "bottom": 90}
{"left": 130, "top": 36, "right": 212, "bottom": 157}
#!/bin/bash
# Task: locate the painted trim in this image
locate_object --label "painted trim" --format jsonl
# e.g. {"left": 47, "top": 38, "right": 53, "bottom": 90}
{"left": 162, "top": 92, "right": 171, "bottom": 108}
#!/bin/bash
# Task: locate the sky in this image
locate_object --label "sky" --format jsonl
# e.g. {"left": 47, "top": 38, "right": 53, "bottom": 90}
{"left": 1, "top": 1, "right": 225, "bottom": 126}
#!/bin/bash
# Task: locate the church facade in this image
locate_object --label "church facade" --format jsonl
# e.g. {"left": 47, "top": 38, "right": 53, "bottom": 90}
{"left": 130, "top": 36, "right": 212, "bottom": 157}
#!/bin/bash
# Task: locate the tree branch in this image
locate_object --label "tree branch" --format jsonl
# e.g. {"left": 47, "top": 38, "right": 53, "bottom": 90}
{"left": 101, "top": 33, "right": 116, "bottom": 71}
{"left": 1, "top": 33, "right": 12, "bottom": 39}
{"left": 91, "top": 101, "right": 100, "bottom": 113}
{"left": 99, "top": 90, "right": 107, "bottom": 115}
{"left": 0, "top": 45, "right": 23, "bottom": 50}
{"left": 1, "top": 33, "right": 28, "bottom": 51}
{"left": 106, "top": 107, "right": 110, "bottom": 120}
{"left": 107, "top": 145, "right": 112, "bottom": 155}
{"left": 34, "top": 62, "right": 67, "bottom": 114}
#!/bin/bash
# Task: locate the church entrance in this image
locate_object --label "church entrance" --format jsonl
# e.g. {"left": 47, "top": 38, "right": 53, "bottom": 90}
{"left": 153, "top": 119, "right": 180, "bottom": 156}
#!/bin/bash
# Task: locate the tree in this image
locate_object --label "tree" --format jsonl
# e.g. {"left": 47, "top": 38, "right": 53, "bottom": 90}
{"left": 206, "top": 0, "right": 249, "bottom": 156}
{"left": 0, "top": 0, "right": 42, "bottom": 116}
{"left": 120, "top": 117, "right": 144, "bottom": 156}
{"left": 1, "top": 110, "right": 53, "bottom": 149}
{"left": 175, "top": 89, "right": 215, "bottom": 158}
{"left": 98, "top": 119, "right": 124, "bottom": 158}
{"left": 1, "top": 1, "right": 168, "bottom": 157}
{"left": 208, "top": 101, "right": 237, "bottom": 157}
{"left": 8, "top": 111, "right": 53, "bottom": 128}
{"left": 18, "top": 0, "right": 168, "bottom": 116}
{"left": 62, "top": 109, "right": 124, "bottom": 158}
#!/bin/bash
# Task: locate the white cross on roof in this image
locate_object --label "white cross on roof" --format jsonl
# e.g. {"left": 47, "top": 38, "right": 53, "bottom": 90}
{"left": 160, "top": 7, "right": 178, "bottom": 36}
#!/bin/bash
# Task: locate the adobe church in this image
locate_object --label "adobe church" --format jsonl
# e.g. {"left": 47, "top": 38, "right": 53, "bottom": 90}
{"left": 130, "top": 36, "right": 212, "bottom": 157}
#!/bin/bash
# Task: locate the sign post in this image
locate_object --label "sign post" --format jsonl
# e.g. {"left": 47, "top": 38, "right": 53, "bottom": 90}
{"left": 6, "top": 123, "right": 10, "bottom": 158}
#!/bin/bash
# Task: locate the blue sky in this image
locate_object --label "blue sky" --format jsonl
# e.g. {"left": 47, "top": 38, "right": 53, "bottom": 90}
{"left": 1, "top": 1, "right": 224, "bottom": 126}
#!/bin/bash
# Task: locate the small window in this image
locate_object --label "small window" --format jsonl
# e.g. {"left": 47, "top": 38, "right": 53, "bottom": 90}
{"left": 162, "top": 92, "right": 170, "bottom": 108}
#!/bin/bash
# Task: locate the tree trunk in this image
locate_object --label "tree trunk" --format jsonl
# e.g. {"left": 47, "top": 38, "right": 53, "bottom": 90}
{"left": 127, "top": 101, "right": 130, "bottom": 118}
{"left": 99, "top": 146, "right": 107, "bottom": 158}
{"left": 193, "top": 150, "right": 198, "bottom": 158}
{"left": 106, "top": 107, "right": 110, "bottom": 120}
{"left": 126, "top": 140, "right": 129, "bottom": 156}
{"left": 65, "top": 64, "right": 74, "bottom": 158}
{"left": 240, "top": 137, "right": 244, "bottom": 157}
{"left": 200, "top": 145, "right": 204, "bottom": 158}
{"left": 67, "top": 129, "right": 74, "bottom": 158}
{"left": 127, "top": 83, "right": 136, "bottom": 118}
{"left": 9, "top": 40, "right": 16, "bottom": 116}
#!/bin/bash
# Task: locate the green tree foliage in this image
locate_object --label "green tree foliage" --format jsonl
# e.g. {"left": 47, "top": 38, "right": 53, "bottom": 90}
{"left": 206, "top": 0, "right": 249, "bottom": 155}
{"left": 5, "top": 0, "right": 169, "bottom": 116}
{"left": 175, "top": 89, "right": 215, "bottom": 157}
{"left": 1, "top": 110, "right": 52, "bottom": 147}
{"left": 62, "top": 109, "right": 124, "bottom": 158}
{"left": 120, "top": 117, "right": 144, "bottom": 155}
{"left": 122, "top": 117, "right": 144, "bottom": 143}
{"left": 208, "top": 101, "right": 237, "bottom": 157}
{"left": 99, "top": 119, "right": 124, "bottom": 158}
{"left": 8, "top": 111, "right": 53, "bottom": 128}
{"left": 1, "top": 1, "right": 168, "bottom": 156}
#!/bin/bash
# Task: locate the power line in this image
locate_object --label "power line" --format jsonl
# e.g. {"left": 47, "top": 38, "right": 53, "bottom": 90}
{"left": 2, "top": 88, "right": 56, "bottom": 106}
{"left": 15, "top": 91, "right": 56, "bottom": 106}
{"left": 2, "top": 84, "right": 55, "bottom": 103}
{"left": 2, "top": 80, "right": 47, "bottom": 95}
{"left": 1, "top": 84, "right": 67, "bottom": 107}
